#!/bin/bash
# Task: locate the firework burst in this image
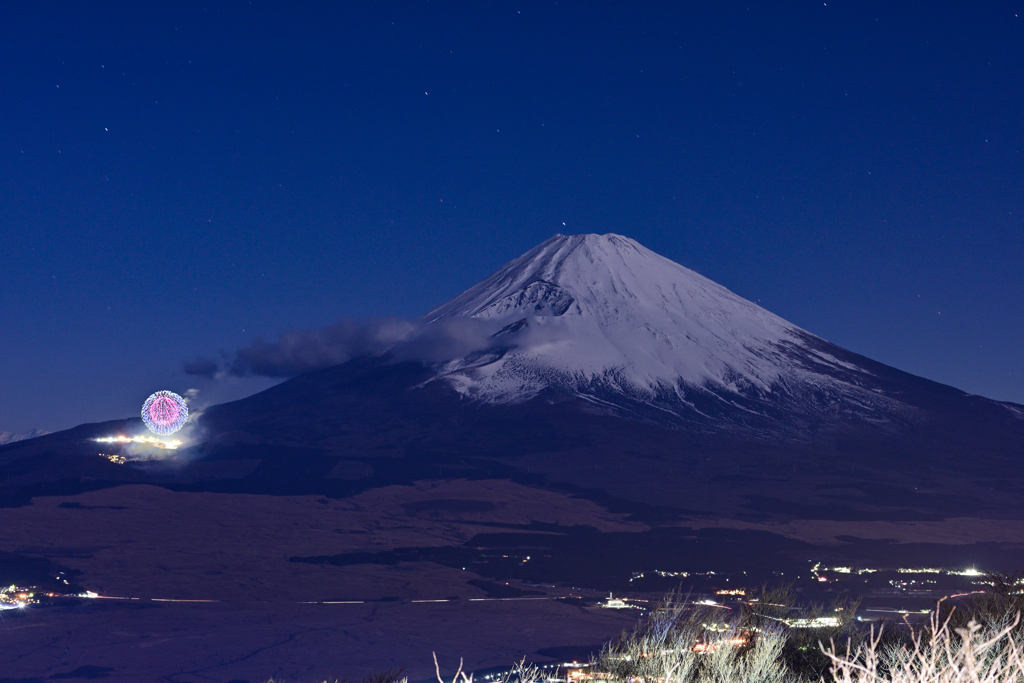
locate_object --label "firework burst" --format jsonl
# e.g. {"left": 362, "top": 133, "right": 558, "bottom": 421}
{"left": 141, "top": 390, "right": 188, "bottom": 435}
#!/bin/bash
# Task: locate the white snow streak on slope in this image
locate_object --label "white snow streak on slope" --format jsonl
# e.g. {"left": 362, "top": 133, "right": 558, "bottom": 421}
{"left": 0, "top": 429, "right": 49, "bottom": 445}
{"left": 425, "top": 234, "right": 863, "bottom": 404}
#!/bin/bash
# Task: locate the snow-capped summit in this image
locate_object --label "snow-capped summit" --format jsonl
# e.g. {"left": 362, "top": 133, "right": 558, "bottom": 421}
{"left": 424, "top": 233, "right": 883, "bottom": 424}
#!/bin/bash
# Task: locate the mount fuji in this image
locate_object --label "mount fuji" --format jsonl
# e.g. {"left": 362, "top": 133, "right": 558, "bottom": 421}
{"left": 152, "top": 233, "right": 1016, "bottom": 509}
{"left": 2, "top": 234, "right": 1022, "bottom": 518}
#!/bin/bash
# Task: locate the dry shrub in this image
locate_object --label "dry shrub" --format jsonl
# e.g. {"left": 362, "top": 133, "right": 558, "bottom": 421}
{"left": 595, "top": 590, "right": 790, "bottom": 683}
{"left": 825, "top": 612, "right": 1024, "bottom": 683}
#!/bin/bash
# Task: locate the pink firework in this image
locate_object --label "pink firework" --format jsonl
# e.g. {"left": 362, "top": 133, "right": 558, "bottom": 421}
{"left": 141, "top": 391, "right": 189, "bottom": 435}
{"left": 149, "top": 396, "right": 179, "bottom": 425}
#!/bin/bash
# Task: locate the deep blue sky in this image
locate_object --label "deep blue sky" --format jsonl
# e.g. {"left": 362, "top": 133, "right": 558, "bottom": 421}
{"left": 2, "top": 1, "right": 1023, "bottom": 433}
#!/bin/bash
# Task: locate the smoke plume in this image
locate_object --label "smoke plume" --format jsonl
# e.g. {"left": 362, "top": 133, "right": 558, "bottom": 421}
{"left": 184, "top": 316, "right": 501, "bottom": 380}
{"left": 183, "top": 357, "right": 219, "bottom": 380}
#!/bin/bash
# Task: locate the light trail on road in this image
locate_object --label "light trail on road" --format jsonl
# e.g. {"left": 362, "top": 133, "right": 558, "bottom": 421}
{"left": 81, "top": 594, "right": 575, "bottom": 606}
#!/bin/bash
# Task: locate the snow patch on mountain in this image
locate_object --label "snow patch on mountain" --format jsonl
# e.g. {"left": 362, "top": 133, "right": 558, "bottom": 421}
{"left": 424, "top": 234, "right": 881, "bottom": 417}
{"left": 0, "top": 429, "right": 49, "bottom": 446}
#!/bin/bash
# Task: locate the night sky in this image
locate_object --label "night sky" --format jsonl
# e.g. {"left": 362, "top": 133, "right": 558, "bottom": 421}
{"left": 2, "top": 1, "right": 1022, "bottom": 434}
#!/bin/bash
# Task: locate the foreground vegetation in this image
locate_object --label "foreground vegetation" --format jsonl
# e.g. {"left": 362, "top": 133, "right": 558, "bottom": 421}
{"left": 270, "top": 573, "right": 1024, "bottom": 683}
{"left": 589, "top": 579, "right": 1024, "bottom": 683}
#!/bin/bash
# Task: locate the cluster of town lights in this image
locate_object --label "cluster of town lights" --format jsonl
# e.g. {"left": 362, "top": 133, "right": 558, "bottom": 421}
{"left": 0, "top": 584, "right": 104, "bottom": 611}
{"left": 812, "top": 563, "right": 984, "bottom": 579}
{"left": 0, "top": 585, "right": 34, "bottom": 610}
{"left": 94, "top": 435, "right": 182, "bottom": 450}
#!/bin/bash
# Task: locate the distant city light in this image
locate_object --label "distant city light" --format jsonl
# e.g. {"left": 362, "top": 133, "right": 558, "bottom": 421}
{"left": 787, "top": 616, "right": 841, "bottom": 629}
{"left": 94, "top": 435, "right": 182, "bottom": 450}
{"left": 950, "top": 568, "right": 984, "bottom": 577}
